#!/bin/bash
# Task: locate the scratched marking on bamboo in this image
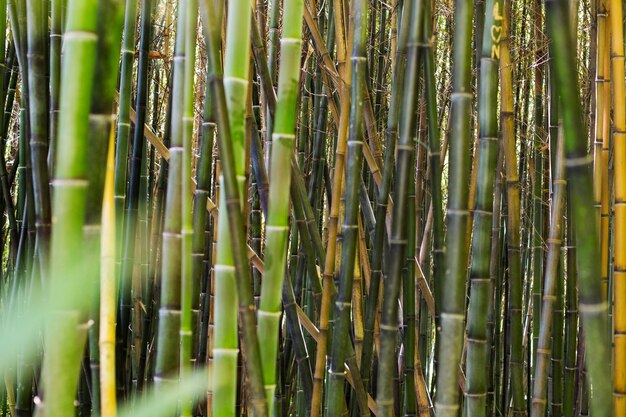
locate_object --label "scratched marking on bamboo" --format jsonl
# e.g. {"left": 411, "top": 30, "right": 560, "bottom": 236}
{"left": 491, "top": 2, "right": 503, "bottom": 59}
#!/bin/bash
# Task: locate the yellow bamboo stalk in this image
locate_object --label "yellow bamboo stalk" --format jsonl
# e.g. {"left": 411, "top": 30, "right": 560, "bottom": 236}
{"left": 352, "top": 221, "right": 364, "bottom": 363}
{"left": 310, "top": 2, "right": 351, "bottom": 410}
{"left": 99, "top": 124, "right": 117, "bottom": 417}
{"left": 610, "top": 0, "right": 626, "bottom": 413}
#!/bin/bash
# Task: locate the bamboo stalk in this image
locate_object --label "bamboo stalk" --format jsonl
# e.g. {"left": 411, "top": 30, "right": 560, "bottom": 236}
{"left": 377, "top": 1, "right": 423, "bottom": 416}
{"left": 100, "top": 121, "right": 117, "bottom": 417}
{"left": 179, "top": 1, "right": 198, "bottom": 416}
{"left": 434, "top": 0, "right": 473, "bottom": 413}
{"left": 257, "top": 0, "right": 305, "bottom": 410}
{"left": 43, "top": 0, "right": 99, "bottom": 415}
{"left": 464, "top": 1, "right": 502, "bottom": 415}
{"left": 544, "top": 0, "right": 613, "bottom": 415}
{"left": 499, "top": 1, "right": 526, "bottom": 413}
{"left": 609, "top": 0, "right": 626, "bottom": 411}
{"left": 326, "top": 0, "right": 368, "bottom": 414}
{"left": 531, "top": 124, "right": 566, "bottom": 417}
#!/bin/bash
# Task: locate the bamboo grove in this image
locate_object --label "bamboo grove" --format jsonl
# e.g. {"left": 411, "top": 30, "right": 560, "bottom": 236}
{"left": 0, "top": 0, "right": 624, "bottom": 416}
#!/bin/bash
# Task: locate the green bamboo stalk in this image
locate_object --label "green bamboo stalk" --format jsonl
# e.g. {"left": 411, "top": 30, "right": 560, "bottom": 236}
{"left": 530, "top": 0, "right": 544, "bottom": 399}
{"left": 200, "top": 1, "right": 268, "bottom": 415}
{"left": 265, "top": 0, "right": 281, "bottom": 166}
{"left": 360, "top": 0, "right": 411, "bottom": 390}
{"left": 48, "top": 0, "right": 62, "bottom": 170}
{"left": 463, "top": 1, "right": 501, "bottom": 416}
{"left": 201, "top": 0, "right": 259, "bottom": 416}
{"left": 8, "top": 0, "right": 31, "bottom": 287}
{"left": 179, "top": 0, "right": 198, "bottom": 415}
{"left": 434, "top": 0, "right": 473, "bottom": 414}
{"left": 247, "top": 16, "right": 327, "bottom": 276}
{"left": 0, "top": 22, "right": 17, "bottom": 269}
{"left": 130, "top": 119, "right": 147, "bottom": 395}
{"left": 563, "top": 193, "right": 578, "bottom": 417}
{"left": 258, "top": 0, "right": 305, "bottom": 410}
{"left": 154, "top": 0, "right": 184, "bottom": 399}
{"left": 196, "top": 55, "right": 216, "bottom": 369}
{"left": 421, "top": 0, "right": 444, "bottom": 337}
{"left": 86, "top": 0, "right": 124, "bottom": 411}
{"left": 193, "top": 15, "right": 216, "bottom": 371}
{"left": 402, "top": 131, "right": 417, "bottom": 417}
{"left": 325, "top": 0, "right": 367, "bottom": 414}
{"left": 146, "top": 73, "right": 173, "bottom": 388}
{"left": 26, "top": 0, "right": 51, "bottom": 282}
{"left": 544, "top": 1, "right": 613, "bottom": 416}
{"left": 42, "top": 0, "right": 98, "bottom": 415}
{"left": 290, "top": 172, "right": 323, "bottom": 315}
{"left": 377, "top": 1, "right": 423, "bottom": 416}
{"left": 114, "top": 0, "right": 138, "bottom": 263}
{"left": 119, "top": 0, "right": 153, "bottom": 398}
{"left": 281, "top": 248, "right": 314, "bottom": 414}
{"left": 552, "top": 242, "right": 565, "bottom": 417}
{"left": 135, "top": 114, "right": 150, "bottom": 393}
{"left": 486, "top": 146, "right": 504, "bottom": 416}
{"left": 530, "top": 125, "right": 566, "bottom": 417}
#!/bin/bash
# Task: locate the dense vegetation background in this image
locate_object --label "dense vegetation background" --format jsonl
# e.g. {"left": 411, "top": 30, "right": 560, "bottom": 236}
{"left": 0, "top": 0, "right": 620, "bottom": 416}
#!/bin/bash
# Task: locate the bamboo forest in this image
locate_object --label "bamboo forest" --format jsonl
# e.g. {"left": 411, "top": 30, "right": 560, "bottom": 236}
{"left": 0, "top": 0, "right": 624, "bottom": 416}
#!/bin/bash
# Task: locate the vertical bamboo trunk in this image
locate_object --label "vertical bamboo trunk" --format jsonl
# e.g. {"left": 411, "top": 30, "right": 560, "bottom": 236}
{"left": 25, "top": 0, "right": 51, "bottom": 282}
{"left": 114, "top": 0, "right": 138, "bottom": 261}
{"left": 600, "top": 2, "right": 611, "bottom": 302}
{"left": 610, "top": 0, "right": 626, "bottom": 412}
{"left": 326, "top": 0, "right": 369, "bottom": 414}
{"left": 43, "top": 0, "right": 98, "bottom": 415}
{"left": 201, "top": 0, "right": 269, "bottom": 414}
{"left": 563, "top": 193, "right": 579, "bottom": 417}
{"left": 464, "top": 1, "right": 501, "bottom": 416}
{"left": 48, "top": 0, "right": 62, "bottom": 170}
{"left": 119, "top": 0, "right": 153, "bottom": 397}
{"left": 258, "top": 0, "right": 305, "bottom": 410}
{"left": 100, "top": 123, "right": 117, "bottom": 417}
{"left": 500, "top": 1, "right": 526, "bottom": 414}
{"left": 265, "top": 0, "right": 281, "bottom": 166}
{"left": 310, "top": 0, "right": 351, "bottom": 412}
{"left": 179, "top": 2, "right": 198, "bottom": 416}
{"left": 205, "top": 0, "right": 253, "bottom": 415}
{"left": 530, "top": 0, "right": 545, "bottom": 400}
{"left": 422, "top": 0, "right": 445, "bottom": 332}
{"left": 360, "top": 0, "right": 411, "bottom": 392}
{"left": 154, "top": 0, "right": 184, "bottom": 400}
{"left": 434, "top": 0, "right": 473, "bottom": 414}
{"left": 545, "top": 1, "right": 613, "bottom": 416}
{"left": 375, "top": 2, "right": 423, "bottom": 415}
{"left": 86, "top": 0, "right": 124, "bottom": 410}
{"left": 531, "top": 126, "right": 566, "bottom": 417}
{"left": 594, "top": 0, "right": 608, "bottom": 299}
